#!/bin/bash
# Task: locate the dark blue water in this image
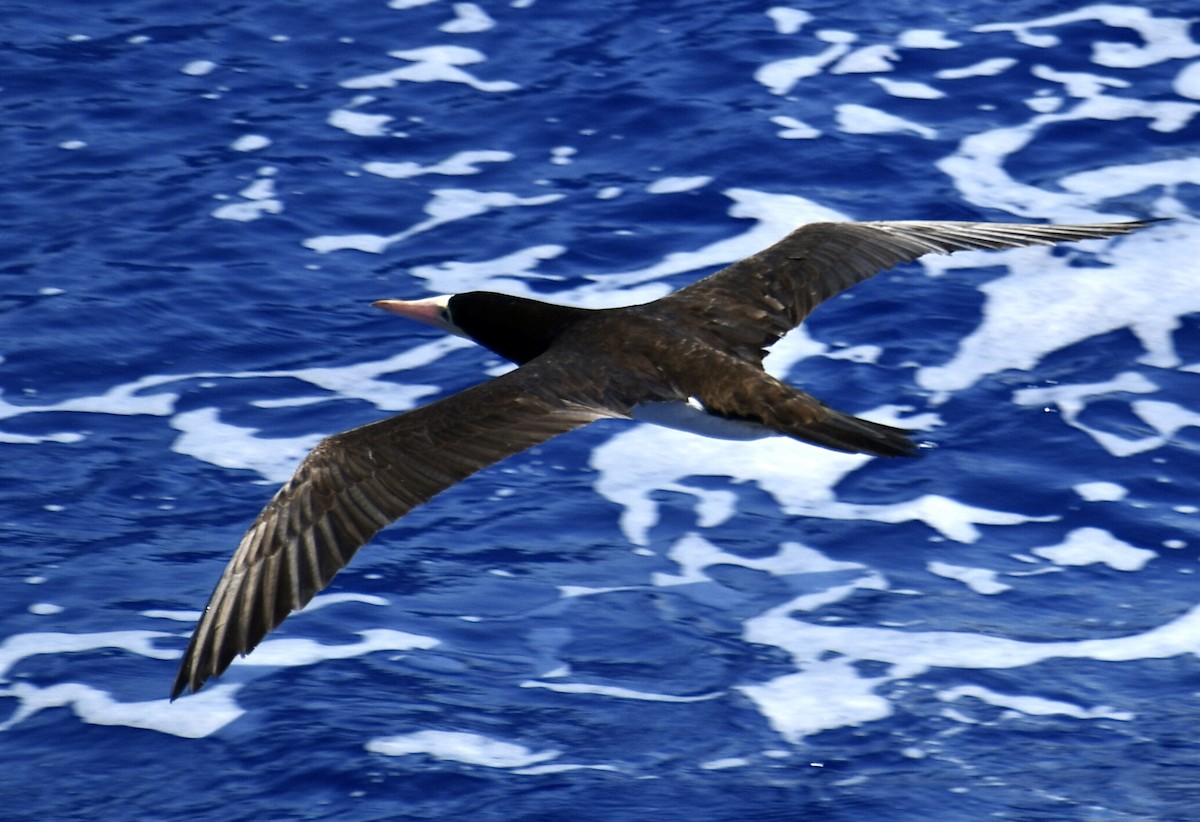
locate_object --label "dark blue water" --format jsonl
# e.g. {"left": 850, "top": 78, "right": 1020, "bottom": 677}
{"left": 2, "top": 1, "right": 1198, "bottom": 819}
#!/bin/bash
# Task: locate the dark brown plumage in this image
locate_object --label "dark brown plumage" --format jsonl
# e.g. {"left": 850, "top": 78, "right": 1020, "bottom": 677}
{"left": 171, "top": 218, "right": 1151, "bottom": 698}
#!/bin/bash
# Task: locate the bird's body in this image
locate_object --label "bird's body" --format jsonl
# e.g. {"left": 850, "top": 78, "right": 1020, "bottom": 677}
{"left": 171, "top": 218, "right": 1151, "bottom": 698}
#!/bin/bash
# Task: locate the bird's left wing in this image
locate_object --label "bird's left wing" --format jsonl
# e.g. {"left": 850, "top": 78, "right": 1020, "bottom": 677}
{"left": 172, "top": 357, "right": 623, "bottom": 698}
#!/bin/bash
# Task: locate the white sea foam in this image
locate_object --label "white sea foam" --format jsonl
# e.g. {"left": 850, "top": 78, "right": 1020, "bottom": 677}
{"left": 584, "top": 188, "right": 847, "bottom": 293}
{"left": 700, "top": 757, "right": 751, "bottom": 770}
{"left": 363, "top": 150, "right": 515, "bottom": 178}
{"left": 180, "top": 59, "right": 217, "bottom": 77}
{"left": 0, "top": 373, "right": 178, "bottom": 421}
{"left": 0, "top": 630, "right": 176, "bottom": 681}
{"left": 770, "top": 115, "right": 821, "bottom": 139}
{"left": 0, "top": 681, "right": 245, "bottom": 739}
{"left": 1177, "top": 61, "right": 1200, "bottom": 99}
{"left": 645, "top": 175, "right": 712, "bottom": 194}
{"left": 341, "top": 46, "right": 519, "bottom": 93}
{"left": 927, "top": 560, "right": 1012, "bottom": 594}
{"left": 0, "top": 612, "right": 437, "bottom": 737}
{"left": 935, "top": 57, "right": 1017, "bottom": 79}
{"left": 755, "top": 35, "right": 856, "bottom": 95}
{"left": 302, "top": 592, "right": 391, "bottom": 611}
{"left": 235, "top": 628, "right": 439, "bottom": 667}
{"left": 766, "top": 8, "right": 813, "bottom": 36}
{"left": 1031, "top": 527, "right": 1156, "bottom": 571}
{"left": 832, "top": 44, "right": 899, "bottom": 74}
{"left": 409, "top": 244, "right": 566, "bottom": 294}
{"left": 1074, "top": 481, "right": 1127, "bottom": 503}
{"left": 872, "top": 77, "right": 946, "bottom": 99}
{"left": 917, "top": 222, "right": 1194, "bottom": 395}
{"left": 438, "top": 2, "right": 495, "bottom": 34}
{"left": 937, "top": 95, "right": 1199, "bottom": 219}
{"left": 590, "top": 424, "right": 1051, "bottom": 546}
{"left": 366, "top": 729, "right": 560, "bottom": 767}
{"left": 739, "top": 656, "right": 893, "bottom": 742}
{"left": 0, "top": 333, "right": 471, "bottom": 481}
{"left": 649, "top": 533, "right": 891, "bottom": 612}
{"left": 212, "top": 167, "right": 283, "bottom": 222}
{"left": 938, "top": 684, "right": 1133, "bottom": 721}
{"left": 0, "top": 429, "right": 84, "bottom": 445}
{"left": 303, "top": 189, "right": 563, "bottom": 254}
{"left": 230, "top": 134, "right": 271, "bottom": 152}
{"left": 548, "top": 145, "right": 576, "bottom": 165}
{"left": 328, "top": 108, "right": 394, "bottom": 137}
{"left": 171, "top": 408, "right": 324, "bottom": 482}
{"left": 653, "top": 533, "right": 869, "bottom": 588}
{"left": 740, "top": 590, "right": 1200, "bottom": 742}
{"left": 398, "top": 188, "right": 852, "bottom": 310}
{"left": 0, "top": 630, "right": 244, "bottom": 738}
{"left": 162, "top": 355, "right": 451, "bottom": 480}
{"left": 1012, "top": 372, "right": 1158, "bottom": 457}
{"left": 519, "top": 679, "right": 722, "bottom": 702}
{"left": 897, "top": 30, "right": 961, "bottom": 50}
{"left": 976, "top": 6, "right": 1200, "bottom": 68}
{"left": 165, "top": 339, "right": 469, "bottom": 478}
{"left": 835, "top": 103, "right": 937, "bottom": 139}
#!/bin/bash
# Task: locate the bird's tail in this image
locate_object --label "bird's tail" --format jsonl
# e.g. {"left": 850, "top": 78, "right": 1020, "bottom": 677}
{"left": 782, "top": 405, "right": 919, "bottom": 457}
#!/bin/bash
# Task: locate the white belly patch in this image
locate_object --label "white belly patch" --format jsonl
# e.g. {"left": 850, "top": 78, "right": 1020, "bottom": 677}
{"left": 630, "top": 398, "right": 774, "bottom": 441}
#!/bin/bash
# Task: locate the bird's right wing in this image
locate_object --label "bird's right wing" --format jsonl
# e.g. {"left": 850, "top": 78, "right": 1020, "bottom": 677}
{"left": 172, "top": 356, "right": 625, "bottom": 698}
{"left": 657, "top": 219, "right": 1153, "bottom": 356}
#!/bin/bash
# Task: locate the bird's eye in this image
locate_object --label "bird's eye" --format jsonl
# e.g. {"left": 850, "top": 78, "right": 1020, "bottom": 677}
{"left": 440, "top": 309, "right": 452, "bottom": 324}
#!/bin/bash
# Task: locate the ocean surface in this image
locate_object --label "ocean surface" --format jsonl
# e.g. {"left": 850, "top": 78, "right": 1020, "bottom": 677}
{"left": 2, "top": 1, "right": 1198, "bottom": 819}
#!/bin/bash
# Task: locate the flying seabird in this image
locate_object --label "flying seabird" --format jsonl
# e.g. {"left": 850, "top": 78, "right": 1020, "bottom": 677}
{"left": 171, "top": 218, "right": 1150, "bottom": 698}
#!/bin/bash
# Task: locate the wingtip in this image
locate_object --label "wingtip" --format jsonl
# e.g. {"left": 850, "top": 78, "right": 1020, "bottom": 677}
{"left": 1105, "top": 217, "right": 1165, "bottom": 233}
{"left": 879, "top": 433, "right": 924, "bottom": 458}
{"left": 171, "top": 649, "right": 210, "bottom": 700}
{"left": 169, "top": 671, "right": 193, "bottom": 701}
{"left": 807, "top": 412, "right": 923, "bottom": 458}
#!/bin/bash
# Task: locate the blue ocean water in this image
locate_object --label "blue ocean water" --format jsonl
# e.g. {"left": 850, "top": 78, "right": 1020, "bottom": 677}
{"left": 2, "top": 1, "right": 1199, "bottom": 819}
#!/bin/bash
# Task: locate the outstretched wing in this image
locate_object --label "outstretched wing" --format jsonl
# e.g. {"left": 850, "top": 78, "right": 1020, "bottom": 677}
{"left": 172, "top": 358, "right": 622, "bottom": 698}
{"left": 657, "top": 219, "right": 1152, "bottom": 355}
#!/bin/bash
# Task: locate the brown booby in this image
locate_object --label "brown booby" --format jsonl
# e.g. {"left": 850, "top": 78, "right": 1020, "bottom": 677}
{"left": 171, "top": 218, "right": 1150, "bottom": 698}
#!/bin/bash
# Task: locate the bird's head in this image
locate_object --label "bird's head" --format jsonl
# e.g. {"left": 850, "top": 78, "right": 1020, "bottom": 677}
{"left": 374, "top": 291, "right": 589, "bottom": 364}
